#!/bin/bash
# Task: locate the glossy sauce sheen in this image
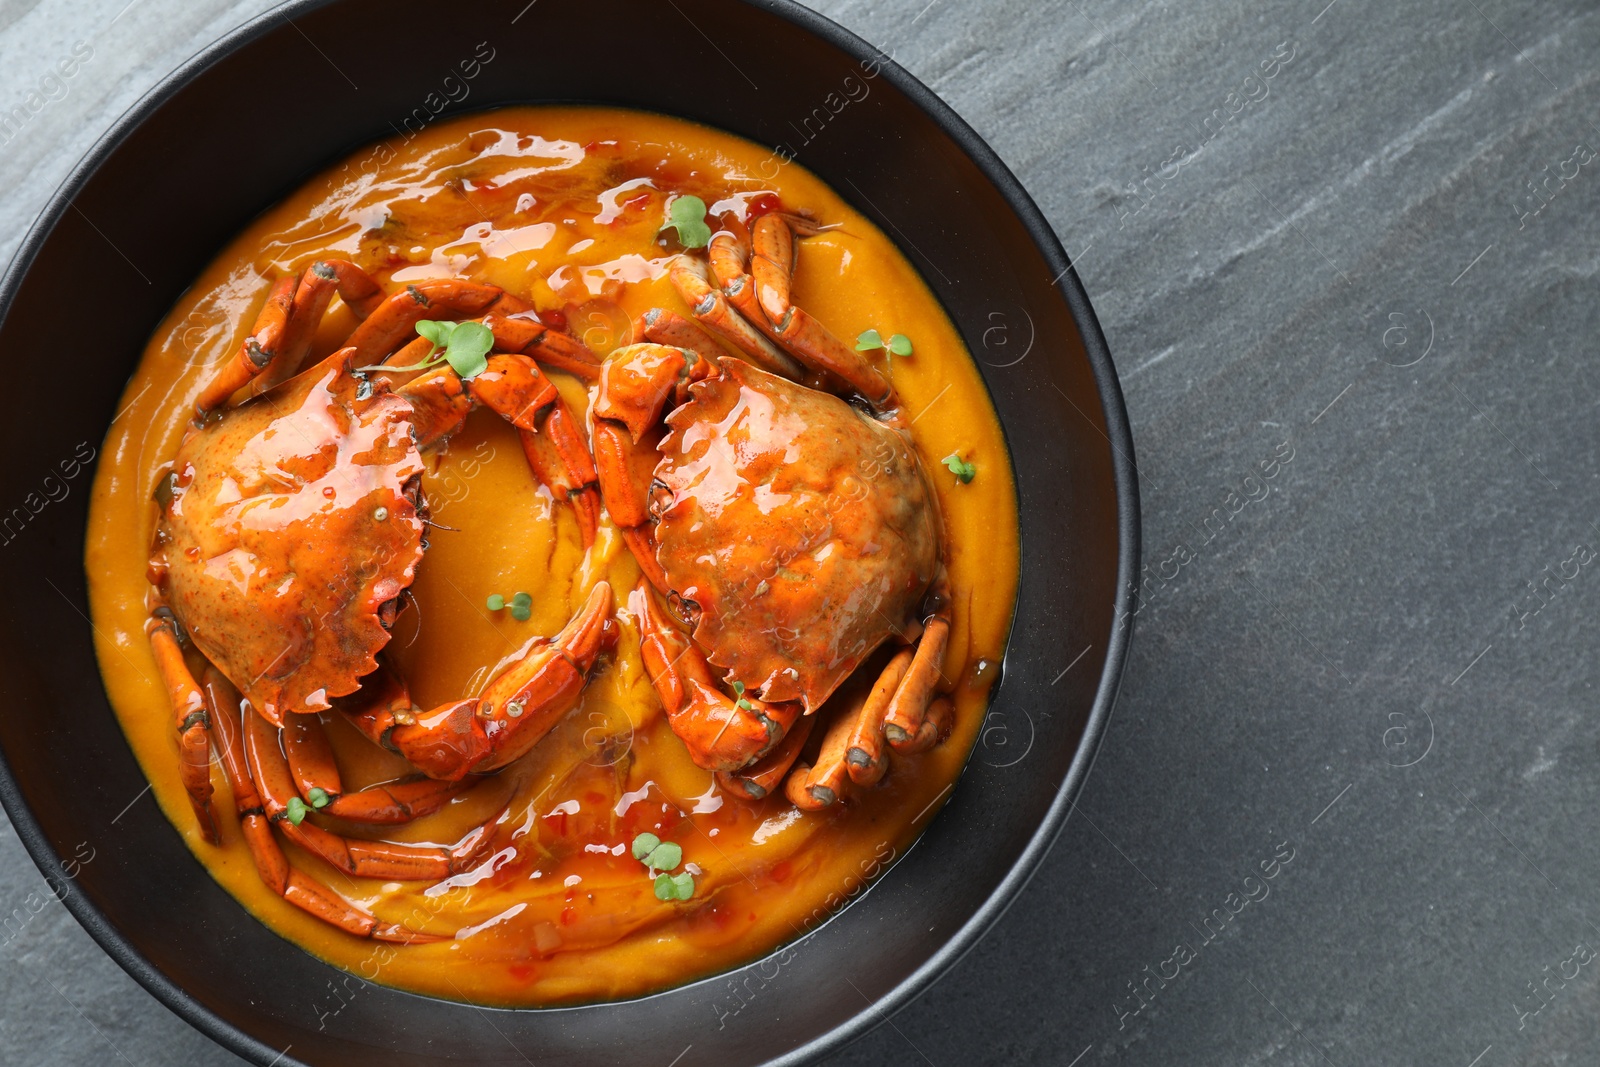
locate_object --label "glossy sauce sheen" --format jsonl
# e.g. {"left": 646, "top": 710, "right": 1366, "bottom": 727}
{"left": 86, "top": 107, "right": 1019, "bottom": 1006}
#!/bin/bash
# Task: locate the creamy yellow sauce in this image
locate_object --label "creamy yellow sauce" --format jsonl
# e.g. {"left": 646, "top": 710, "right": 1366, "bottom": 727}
{"left": 85, "top": 107, "right": 1018, "bottom": 1005}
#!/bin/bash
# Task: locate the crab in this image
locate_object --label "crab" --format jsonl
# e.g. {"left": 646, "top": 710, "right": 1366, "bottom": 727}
{"left": 144, "top": 259, "right": 618, "bottom": 940}
{"left": 593, "top": 211, "right": 955, "bottom": 808}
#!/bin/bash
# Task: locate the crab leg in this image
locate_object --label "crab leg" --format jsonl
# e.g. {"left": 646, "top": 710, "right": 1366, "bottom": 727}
{"left": 843, "top": 647, "right": 915, "bottom": 787}
{"left": 145, "top": 613, "right": 219, "bottom": 845}
{"left": 244, "top": 708, "right": 492, "bottom": 880}
{"left": 374, "top": 312, "right": 602, "bottom": 386}
{"left": 195, "top": 260, "right": 384, "bottom": 414}
{"left": 894, "top": 695, "right": 954, "bottom": 756}
{"left": 631, "top": 580, "right": 802, "bottom": 773}
{"left": 193, "top": 275, "right": 293, "bottom": 415}
{"left": 345, "top": 279, "right": 527, "bottom": 364}
{"left": 748, "top": 215, "right": 891, "bottom": 405}
{"left": 320, "top": 777, "right": 475, "bottom": 825}
{"left": 281, "top": 714, "right": 472, "bottom": 824}
{"left": 203, "top": 669, "right": 438, "bottom": 942}
{"left": 882, "top": 615, "right": 951, "bottom": 751}
{"left": 484, "top": 311, "right": 603, "bottom": 381}
{"left": 716, "top": 714, "right": 816, "bottom": 800}
{"left": 706, "top": 220, "right": 820, "bottom": 380}
{"left": 785, "top": 693, "right": 867, "bottom": 810}
{"left": 342, "top": 585, "right": 614, "bottom": 781}
{"left": 668, "top": 256, "right": 803, "bottom": 380}
{"left": 639, "top": 307, "right": 727, "bottom": 368}
{"left": 281, "top": 712, "right": 340, "bottom": 800}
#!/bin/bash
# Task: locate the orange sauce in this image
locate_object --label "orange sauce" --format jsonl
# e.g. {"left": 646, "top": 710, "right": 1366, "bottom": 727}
{"left": 84, "top": 107, "right": 1018, "bottom": 1005}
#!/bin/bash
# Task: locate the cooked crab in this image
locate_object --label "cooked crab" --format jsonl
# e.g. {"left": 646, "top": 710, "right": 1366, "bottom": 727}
{"left": 145, "top": 259, "right": 616, "bottom": 940}
{"left": 595, "top": 211, "right": 954, "bottom": 808}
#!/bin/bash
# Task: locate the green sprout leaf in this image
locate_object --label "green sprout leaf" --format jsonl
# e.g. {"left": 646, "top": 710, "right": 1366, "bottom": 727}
{"left": 855, "top": 329, "right": 883, "bottom": 352}
{"left": 631, "top": 832, "right": 661, "bottom": 861}
{"left": 653, "top": 872, "right": 696, "bottom": 901}
{"left": 662, "top": 194, "right": 712, "bottom": 249}
{"left": 285, "top": 796, "right": 309, "bottom": 826}
{"left": 888, "top": 333, "right": 914, "bottom": 357}
{"left": 306, "top": 787, "right": 331, "bottom": 810}
{"left": 509, "top": 591, "right": 533, "bottom": 622}
{"left": 485, "top": 594, "right": 506, "bottom": 611}
{"left": 416, "top": 319, "right": 457, "bottom": 348}
{"left": 645, "top": 841, "right": 683, "bottom": 872}
{"left": 942, "top": 453, "right": 976, "bottom": 484}
{"left": 441, "top": 320, "right": 492, "bottom": 380}
{"left": 358, "top": 319, "right": 493, "bottom": 378}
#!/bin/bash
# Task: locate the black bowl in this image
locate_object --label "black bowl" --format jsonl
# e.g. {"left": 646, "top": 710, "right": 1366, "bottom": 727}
{"left": 0, "top": 1, "right": 1137, "bottom": 1063}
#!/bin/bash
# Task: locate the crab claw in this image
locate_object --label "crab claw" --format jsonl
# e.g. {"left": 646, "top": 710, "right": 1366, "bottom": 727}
{"left": 340, "top": 583, "right": 616, "bottom": 780}
{"left": 472, "top": 581, "right": 617, "bottom": 773}
{"left": 631, "top": 579, "right": 801, "bottom": 773}
{"left": 716, "top": 713, "right": 816, "bottom": 800}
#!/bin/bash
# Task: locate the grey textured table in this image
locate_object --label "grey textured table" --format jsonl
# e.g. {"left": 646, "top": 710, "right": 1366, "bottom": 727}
{"left": 3, "top": 0, "right": 1597, "bottom": 1063}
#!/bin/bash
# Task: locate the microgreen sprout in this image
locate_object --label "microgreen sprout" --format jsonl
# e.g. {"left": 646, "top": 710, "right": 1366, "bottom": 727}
{"left": 631, "top": 832, "right": 695, "bottom": 901}
{"left": 305, "top": 787, "right": 332, "bottom": 810}
{"left": 284, "top": 796, "right": 309, "bottom": 826}
{"left": 655, "top": 872, "right": 695, "bottom": 901}
{"left": 942, "top": 452, "right": 976, "bottom": 484}
{"left": 661, "top": 194, "right": 712, "bottom": 249}
{"left": 855, "top": 329, "right": 913, "bottom": 357}
{"left": 358, "top": 319, "right": 493, "bottom": 380}
{"left": 486, "top": 591, "right": 534, "bottom": 621}
{"left": 731, "top": 680, "right": 754, "bottom": 712}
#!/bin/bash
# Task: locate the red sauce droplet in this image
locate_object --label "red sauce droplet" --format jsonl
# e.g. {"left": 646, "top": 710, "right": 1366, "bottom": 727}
{"left": 541, "top": 308, "right": 568, "bottom": 333}
{"left": 747, "top": 193, "right": 783, "bottom": 220}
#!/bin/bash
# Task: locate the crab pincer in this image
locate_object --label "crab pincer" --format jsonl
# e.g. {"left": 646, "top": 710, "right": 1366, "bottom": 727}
{"left": 631, "top": 580, "right": 802, "bottom": 773}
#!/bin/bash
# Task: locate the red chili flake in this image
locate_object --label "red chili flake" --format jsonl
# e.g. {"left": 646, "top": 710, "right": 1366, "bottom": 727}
{"left": 508, "top": 963, "right": 534, "bottom": 982}
{"left": 747, "top": 193, "right": 784, "bottom": 220}
{"left": 541, "top": 308, "right": 568, "bottom": 333}
{"left": 769, "top": 860, "right": 792, "bottom": 883}
{"left": 559, "top": 906, "right": 576, "bottom": 927}
{"left": 546, "top": 811, "right": 568, "bottom": 837}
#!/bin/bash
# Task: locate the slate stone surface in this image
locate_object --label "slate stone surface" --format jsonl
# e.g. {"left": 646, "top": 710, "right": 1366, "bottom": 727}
{"left": 2, "top": 0, "right": 1597, "bottom": 1063}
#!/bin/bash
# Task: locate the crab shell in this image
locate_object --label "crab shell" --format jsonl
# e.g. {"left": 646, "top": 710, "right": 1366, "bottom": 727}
{"left": 655, "top": 359, "right": 941, "bottom": 713}
{"left": 154, "top": 354, "right": 424, "bottom": 725}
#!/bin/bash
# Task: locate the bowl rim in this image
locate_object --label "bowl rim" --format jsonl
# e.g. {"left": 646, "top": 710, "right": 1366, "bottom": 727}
{"left": 0, "top": 0, "right": 1140, "bottom": 1063}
